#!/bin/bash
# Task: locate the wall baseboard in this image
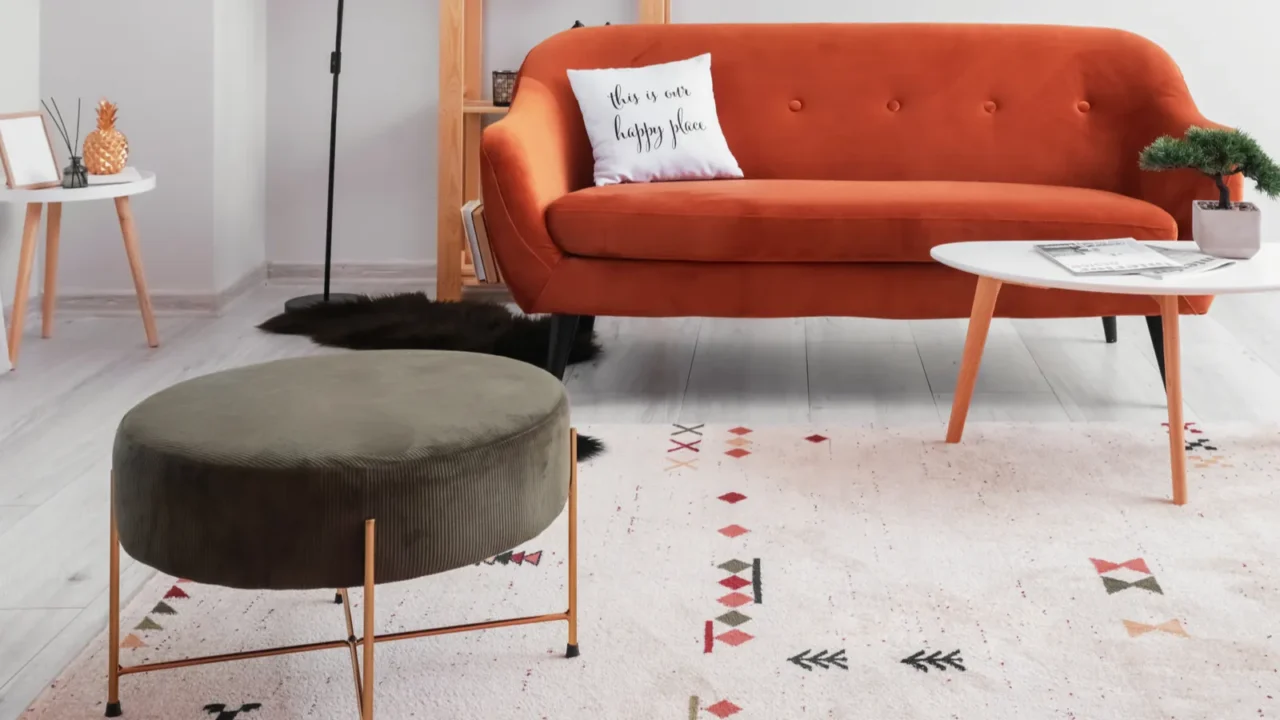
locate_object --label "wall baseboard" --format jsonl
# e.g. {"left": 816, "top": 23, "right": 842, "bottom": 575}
{"left": 267, "top": 261, "right": 436, "bottom": 283}
{"left": 51, "top": 264, "right": 268, "bottom": 317}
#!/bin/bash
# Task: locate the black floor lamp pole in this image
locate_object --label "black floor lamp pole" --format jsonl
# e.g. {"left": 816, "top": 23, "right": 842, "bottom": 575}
{"left": 285, "top": 0, "right": 360, "bottom": 311}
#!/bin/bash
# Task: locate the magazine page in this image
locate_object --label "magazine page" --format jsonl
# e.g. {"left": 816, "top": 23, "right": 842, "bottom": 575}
{"left": 1139, "top": 247, "right": 1235, "bottom": 277}
{"left": 1035, "top": 240, "right": 1180, "bottom": 275}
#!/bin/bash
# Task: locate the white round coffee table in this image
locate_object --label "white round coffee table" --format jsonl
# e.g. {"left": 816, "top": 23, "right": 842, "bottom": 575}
{"left": 932, "top": 240, "right": 1280, "bottom": 505}
{"left": 0, "top": 171, "right": 158, "bottom": 368}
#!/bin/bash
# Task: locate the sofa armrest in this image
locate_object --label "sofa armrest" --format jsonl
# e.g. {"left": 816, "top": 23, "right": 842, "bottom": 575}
{"left": 1133, "top": 98, "right": 1244, "bottom": 239}
{"left": 480, "top": 78, "right": 592, "bottom": 309}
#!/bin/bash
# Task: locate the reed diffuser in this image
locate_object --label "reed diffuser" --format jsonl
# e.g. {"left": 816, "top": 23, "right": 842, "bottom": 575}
{"left": 42, "top": 97, "right": 87, "bottom": 189}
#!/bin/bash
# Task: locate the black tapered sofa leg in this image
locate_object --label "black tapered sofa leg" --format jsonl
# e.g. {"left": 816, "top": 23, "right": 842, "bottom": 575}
{"left": 1102, "top": 316, "right": 1118, "bottom": 343}
{"left": 547, "top": 314, "right": 582, "bottom": 381}
{"left": 579, "top": 315, "right": 596, "bottom": 336}
{"left": 1145, "top": 315, "right": 1167, "bottom": 389}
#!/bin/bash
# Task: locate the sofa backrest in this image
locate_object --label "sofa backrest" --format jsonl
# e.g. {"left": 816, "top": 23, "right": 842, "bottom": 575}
{"left": 516, "top": 23, "right": 1201, "bottom": 196}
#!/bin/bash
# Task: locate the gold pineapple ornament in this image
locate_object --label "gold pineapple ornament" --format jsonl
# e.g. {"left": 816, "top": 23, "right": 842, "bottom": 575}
{"left": 83, "top": 99, "right": 129, "bottom": 175}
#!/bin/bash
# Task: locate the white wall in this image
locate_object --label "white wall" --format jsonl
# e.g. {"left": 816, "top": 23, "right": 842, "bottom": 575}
{"left": 266, "top": 0, "right": 1280, "bottom": 272}
{"left": 41, "top": 0, "right": 216, "bottom": 298}
{"left": 265, "top": 0, "right": 634, "bottom": 269}
{"left": 40, "top": 0, "right": 267, "bottom": 301}
{"left": 213, "top": 0, "right": 269, "bottom": 293}
{"left": 0, "top": 0, "right": 42, "bottom": 306}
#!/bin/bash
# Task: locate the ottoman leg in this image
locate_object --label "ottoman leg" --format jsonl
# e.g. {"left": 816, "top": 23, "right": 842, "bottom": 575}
{"left": 566, "top": 429, "right": 580, "bottom": 659}
{"left": 106, "top": 472, "right": 123, "bottom": 717}
{"left": 362, "top": 519, "right": 376, "bottom": 719}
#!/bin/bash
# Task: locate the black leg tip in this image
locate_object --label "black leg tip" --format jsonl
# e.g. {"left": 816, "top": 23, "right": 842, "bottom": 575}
{"left": 565, "top": 643, "right": 580, "bottom": 658}
{"left": 333, "top": 592, "right": 343, "bottom": 604}
{"left": 105, "top": 701, "right": 123, "bottom": 717}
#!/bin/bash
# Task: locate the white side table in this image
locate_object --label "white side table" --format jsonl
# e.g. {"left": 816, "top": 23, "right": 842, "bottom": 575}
{"left": 932, "top": 240, "right": 1280, "bottom": 506}
{"left": 0, "top": 171, "right": 158, "bottom": 368}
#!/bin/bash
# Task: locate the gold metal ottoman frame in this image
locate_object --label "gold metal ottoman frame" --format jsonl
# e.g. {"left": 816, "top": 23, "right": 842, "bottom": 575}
{"left": 105, "top": 429, "right": 582, "bottom": 719}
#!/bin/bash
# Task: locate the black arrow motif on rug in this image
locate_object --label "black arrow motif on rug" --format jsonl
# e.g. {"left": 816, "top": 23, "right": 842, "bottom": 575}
{"left": 203, "top": 704, "right": 262, "bottom": 720}
{"left": 900, "top": 649, "right": 965, "bottom": 673}
{"left": 788, "top": 649, "right": 847, "bottom": 671}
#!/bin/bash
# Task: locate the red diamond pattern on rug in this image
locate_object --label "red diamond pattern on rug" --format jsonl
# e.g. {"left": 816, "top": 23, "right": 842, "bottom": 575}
{"left": 716, "top": 629, "right": 754, "bottom": 646}
{"left": 725, "top": 448, "right": 751, "bottom": 459}
{"left": 719, "top": 575, "right": 750, "bottom": 590}
{"left": 718, "top": 592, "right": 752, "bottom": 608}
{"left": 728, "top": 427, "right": 753, "bottom": 436}
{"left": 706, "top": 700, "right": 742, "bottom": 718}
{"left": 805, "top": 434, "right": 829, "bottom": 443}
{"left": 717, "top": 491, "right": 747, "bottom": 504}
{"left": 718, "top": 524, "right": 749, "bottom": 538}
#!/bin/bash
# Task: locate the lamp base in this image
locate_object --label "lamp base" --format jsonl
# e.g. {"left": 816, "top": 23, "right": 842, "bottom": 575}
{"left": 283, "top": 292, "right": 363, "bottom": 312}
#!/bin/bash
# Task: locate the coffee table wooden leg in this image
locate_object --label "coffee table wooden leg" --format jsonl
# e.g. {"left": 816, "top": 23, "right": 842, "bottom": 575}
{"left": 114, "top": 197, "right": 159, "bottom": 348}
{"left": 1157, "top": 295, "right": 1187, "bottom": 505}
{"left": 8, "top": 203, "right": 43, "bottom": 367}
{"left": 946, "top": 276, "right": 1002, "bottom": 443}
{"left": 42, "top": 202, "right": 62, "bottom": 338}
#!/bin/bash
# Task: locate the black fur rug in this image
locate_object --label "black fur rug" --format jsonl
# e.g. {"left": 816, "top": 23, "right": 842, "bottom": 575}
{"left": 258, "top": 292, "right": 605, "bottom": 461}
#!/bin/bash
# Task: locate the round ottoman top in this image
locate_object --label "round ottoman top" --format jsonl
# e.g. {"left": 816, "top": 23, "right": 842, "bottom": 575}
{"left": 120, "top": 350, "right": 566, "bottom": 467}
{"left": 112, "top": 350, "right": 571, "bottom": 590}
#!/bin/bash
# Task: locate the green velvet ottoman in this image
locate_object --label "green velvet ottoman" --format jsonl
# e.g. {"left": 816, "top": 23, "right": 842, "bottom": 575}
{"left": 104, "top": 350, "right": 580, "bottom": 719}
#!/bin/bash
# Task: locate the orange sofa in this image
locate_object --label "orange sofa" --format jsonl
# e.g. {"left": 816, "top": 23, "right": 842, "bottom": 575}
{"left": 480, "top": 23, "right": 1239, "bottom": 361}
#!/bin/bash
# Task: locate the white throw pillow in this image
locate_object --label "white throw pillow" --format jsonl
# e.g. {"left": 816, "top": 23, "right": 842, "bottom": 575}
{"left": 567, "top": 53, "right": 743, "bottom": 186}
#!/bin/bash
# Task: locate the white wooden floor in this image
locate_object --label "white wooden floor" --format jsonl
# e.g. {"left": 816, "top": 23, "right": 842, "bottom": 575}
{"left": 4, "top": 284, "right": 1280, "bottom": 717}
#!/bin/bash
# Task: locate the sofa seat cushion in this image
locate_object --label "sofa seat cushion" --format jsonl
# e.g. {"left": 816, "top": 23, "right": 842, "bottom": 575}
{"left": 546, "top": 179, "right": 1178, "bottom": 263}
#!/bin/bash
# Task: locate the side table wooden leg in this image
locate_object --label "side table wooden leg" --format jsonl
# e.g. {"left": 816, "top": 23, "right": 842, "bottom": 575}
{"left": 113, "top": 197, "right": 159, "bottom": 348}
{"left": 946, "top": 276, "right": 1002, "bottom": 443}
{"left": 42, "top": 202, "right": 62, "bottom": 338}
{"left": 1157, "top": 296, "right": 1187, "bottom": 505}
{"left": 8, "top": 203, "right": 43, "bottom": 367}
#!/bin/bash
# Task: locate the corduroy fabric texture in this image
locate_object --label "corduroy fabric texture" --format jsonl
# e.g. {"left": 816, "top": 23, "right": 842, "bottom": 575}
{"left": 112, "top": 351, "right": 570, "bottom": 590}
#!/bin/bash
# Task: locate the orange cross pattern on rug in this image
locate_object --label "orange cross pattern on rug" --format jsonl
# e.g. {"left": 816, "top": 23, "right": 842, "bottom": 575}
{"left": 1124, "top": 619, "right": 1188, "bottom": 638}
{"left": 666, "top": 457, "right": 699, "bottom": 472}
{"left": 1190, "top": 455, "right": 1232, "bottom": 469}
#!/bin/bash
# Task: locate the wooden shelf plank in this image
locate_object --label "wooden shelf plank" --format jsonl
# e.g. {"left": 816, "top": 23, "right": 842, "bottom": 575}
{"left": 463, "top": 102, "right": 510, "bottom": 115}
{"left": 440, "top": 1, "right": 663, "bottom": 302}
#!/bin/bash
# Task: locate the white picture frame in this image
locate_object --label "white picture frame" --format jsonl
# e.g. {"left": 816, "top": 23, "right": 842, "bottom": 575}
{"left": 0, "top": 112, "right": 61, "bottom": 190}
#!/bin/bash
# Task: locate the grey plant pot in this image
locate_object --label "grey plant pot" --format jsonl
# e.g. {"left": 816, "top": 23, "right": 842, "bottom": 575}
{"left": 1192, "top": 201, "right": 1262, "bottom": 259}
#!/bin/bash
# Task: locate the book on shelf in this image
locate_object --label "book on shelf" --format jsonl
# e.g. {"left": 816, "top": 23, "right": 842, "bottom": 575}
{"left": 461, "top": 199, "right": 486, "bottom": 282}
{"left": 1034, "top": 239, "right": 1234, "bottom": 278}
{"left": 471, "top": 202, "right": 503, "bottom": 284}
{"left": 460, "top": 200, "right": 504, "bottom": 285}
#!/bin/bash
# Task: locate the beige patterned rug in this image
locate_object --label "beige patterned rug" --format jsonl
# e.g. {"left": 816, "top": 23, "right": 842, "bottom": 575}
{"left": 24, "top": 423, "right": 1280, "bottom": 719}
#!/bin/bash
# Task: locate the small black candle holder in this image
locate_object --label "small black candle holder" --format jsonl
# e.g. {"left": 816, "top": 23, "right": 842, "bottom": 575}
{"left": 492, "top": 71, "right": 517, "bottom": 107}
{"left": 62, "top": 156, "right": 88, "bottom": 189}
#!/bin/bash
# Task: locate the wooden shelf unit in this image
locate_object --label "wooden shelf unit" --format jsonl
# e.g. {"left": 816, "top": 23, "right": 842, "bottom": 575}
{"left": 436, "top": 0, "right": 671, "bottom": 301}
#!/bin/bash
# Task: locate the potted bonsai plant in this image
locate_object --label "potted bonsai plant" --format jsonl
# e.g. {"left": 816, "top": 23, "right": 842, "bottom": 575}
{"left": 1139, "top": 126, "right": 1280, "bottom": 259}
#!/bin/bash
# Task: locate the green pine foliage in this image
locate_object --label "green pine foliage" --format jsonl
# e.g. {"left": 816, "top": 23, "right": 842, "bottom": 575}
{"left": 1140, "top": 126, "right": 1280, "bottom": 209}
